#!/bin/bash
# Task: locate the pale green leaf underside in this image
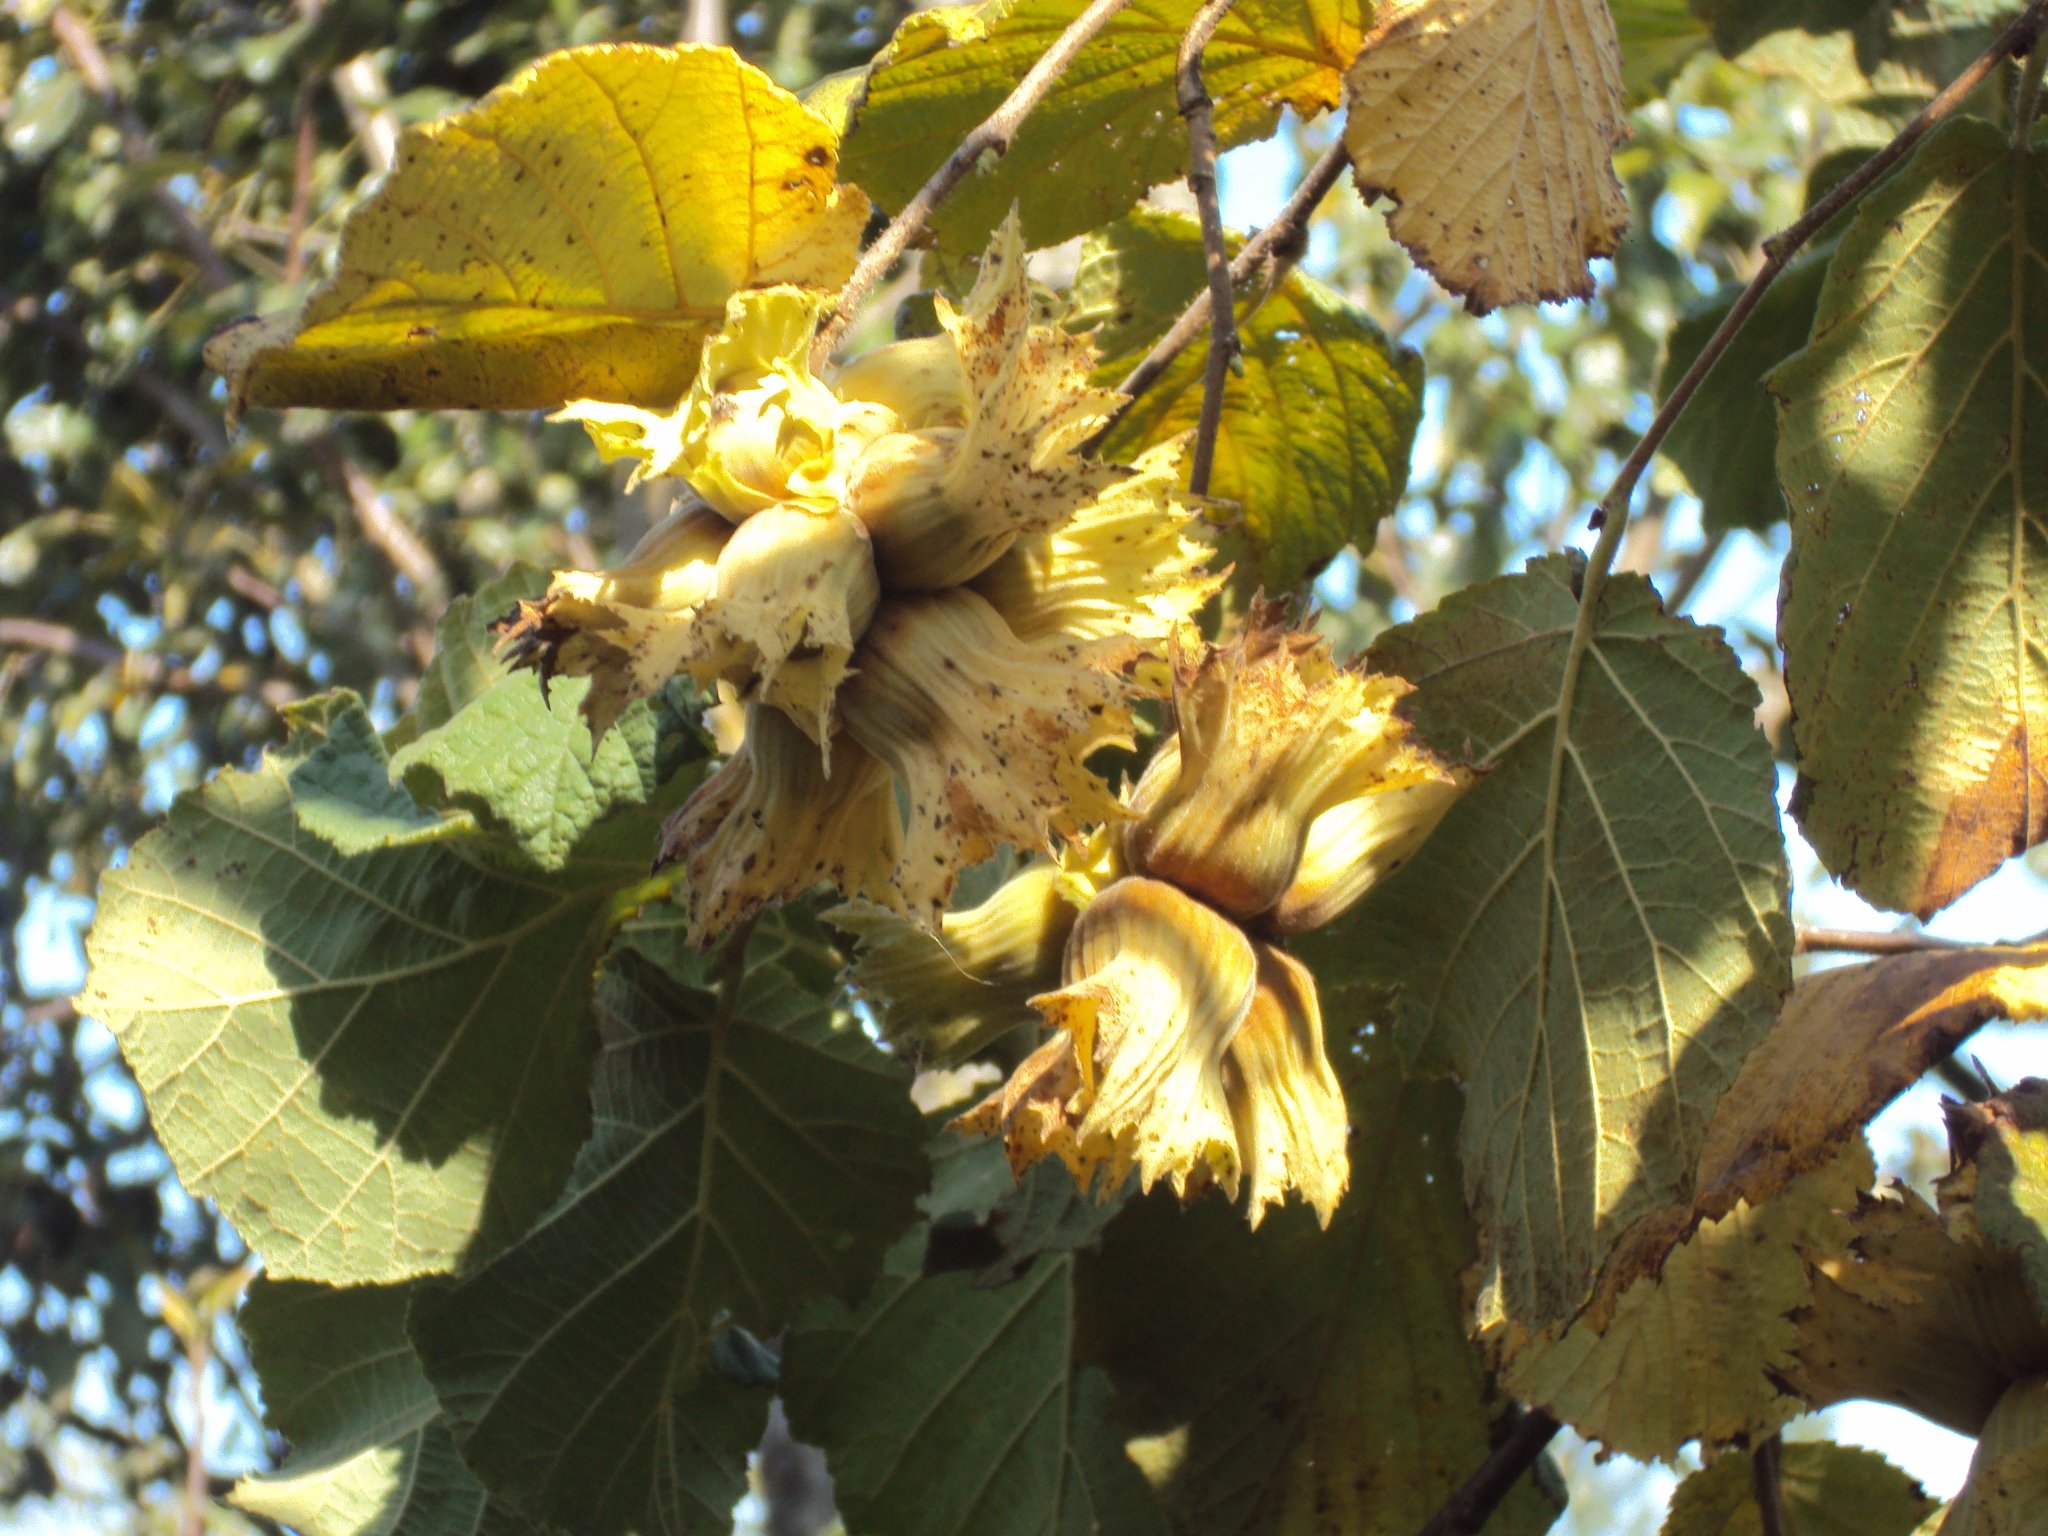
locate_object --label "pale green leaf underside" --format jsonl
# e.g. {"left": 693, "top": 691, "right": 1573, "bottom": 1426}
{"left": 1609, "top": 0, "right": 1710, "bottom": 102}
{"left": 1074, "top": 1038, "right": 1557, "bottom": 1536}
{"left": 1508, "top": 1145, "right": 1868, "bottom": 1461}
{"left": 1073, "top": 208, "right": 1424, "bottom": 589}
{"left": 411, "top": 911, "right": 928, "bottom": 1536}
{"left": 1774, "top": 119, "right": 2048, "bottom": 918}
{"left": 1936, "top": 1377, "right": 2048, "bottom": 1536}
{"left": 289, "top": 571, "right": 689, "bottom": 870}
{"left": 1304, "top": 555, "right": 1793, "bottom": 1333}
{"left": 82, "top": 695, "right": 641, "bottom": 1283}
{"left": 282, "top": 694, "right": 480, "bottom": 855}
{"left": 232, "top": 1280, "right": 528, "bottom": 1536}
{"left": 842, "top": 0, "right": 1359, "bottom": 255}
{"left": 388, "top": 572, "right": 678, "bottom": 872}
{"left": 783, "top": 1235, "right": 1168, "bottom": 1536}
{"left": 1659, "top": 1441, "right": 1934, "bottom": 1536}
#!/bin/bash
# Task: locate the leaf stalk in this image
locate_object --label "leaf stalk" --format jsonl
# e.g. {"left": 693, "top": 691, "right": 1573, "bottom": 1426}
{"left": 2016, "top": 31, "right": 2046, "bottom": 141}
{"left": 1543, "top": 0, "right": 2048, "bottom": 1053}
{"left": 1414, "top": 1406, "right": 1561, "bottom": 1536}
{"left": 1101, "top": 138, "right": 1353, "bottom": 436}
{"left": 1175, "top": 0, "right": 1243, "bottom": 497}
{"left": 1750, "top": 1434, "right": 1787, "bottom": 1536}
{"left": 811, "top": 0, "right": 1137, "bottom": 365}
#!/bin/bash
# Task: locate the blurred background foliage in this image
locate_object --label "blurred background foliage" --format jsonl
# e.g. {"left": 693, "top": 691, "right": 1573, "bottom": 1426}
{"left": 0, "top": 0, "right": 2032, "bottom": 1529}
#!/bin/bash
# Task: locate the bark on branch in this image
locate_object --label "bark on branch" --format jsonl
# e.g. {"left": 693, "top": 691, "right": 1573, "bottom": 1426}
{"left": 810, "top": 0, "right": 1137, "bottom": 365}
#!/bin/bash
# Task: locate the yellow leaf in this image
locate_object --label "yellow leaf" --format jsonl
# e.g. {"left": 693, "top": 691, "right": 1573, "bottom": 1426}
{"left": 1787, "top": 1190, "right": 2047, "bottom": 1438}
{"left": 208, "top": 45, "right": 867, "bottom": 417}
{"left": 1502, "top": 1143, "right": 1868, "bottom": 1461}
{"left": 1697, "top": 943, "right": 2048, "bottom": 1224}
{"left": 1343, "top": 0, "right": 1630, "bottom": 311}
{"left": 844, "top": 0, "right": 1365, "bottom": 254}
{"left": 1943, "top": 1378, "right": 2048, "bottom": 1536}
{"left": 1597, "top": 940, "right": 2048, "bottom": 1303}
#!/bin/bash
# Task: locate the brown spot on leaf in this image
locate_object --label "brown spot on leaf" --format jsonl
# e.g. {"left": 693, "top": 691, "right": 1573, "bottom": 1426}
{"left": 1589, "top": 938, "right": 2048, "bottom": 1318}
{"left": 1921, "top": 721, "right": 2048, "bottom": 918}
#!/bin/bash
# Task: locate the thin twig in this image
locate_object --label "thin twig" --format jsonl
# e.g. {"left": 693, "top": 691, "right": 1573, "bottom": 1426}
{"left": 1107, "top": 138, "right": 1352, "bottom": 417}
{"left": 0, "top": 618, "right": 129, "bottom": 671}
{"left": 311, "top": 439, "right": 451, "bottom": 650}
{"left": 2, "top": 290, "right": 228, "bottom": 453}
{"left": 1793, "top": 925, "right": 1965, "bottom": 955}
{"left": 1750, "top": 1435, "right": 1787, "bottom": 1536}
{"left": 58, "top": 1411, "right": 138, "bottom": 1452}
{"left": 685, "top": 0, "right": 728, "bottom": 46}
{"left": 49, "top": 5, "right": 235, "bottom": 294}
{"left": 226, "top": 565, "right": 285, "bottom": 611}
{"left": 810, "top": 0, "right": 1137, "bottom": 365}
{"left": 1416, "top": 1407, "right": 1561, "bottom": 1536}
{"left": 1934, "top": 1055, "right": 1993, "bottom": 1101}
{"left": 1661, "top": 529, "right": 1728, "bottom": 614}
{"left": 0, "top": 617, "right": 300, "bottom": 708}
{"left": 1176, "top": 0, "right": 1242, "bottom": 497}
{"left": 2016, "top": 28, "right": 2047, "bottom": 139}
{"left": 1540, "top": 0, "right": 2048, "bottom": 951}
{"left": 284, "top": 86, "right": 319, "bottom": 285}
{"left": 181, "top": 1321, "right": 210, "bottom": 1536}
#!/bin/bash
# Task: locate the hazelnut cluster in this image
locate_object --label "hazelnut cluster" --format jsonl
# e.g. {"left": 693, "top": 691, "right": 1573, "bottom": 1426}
{"left": 499, "top": 222, "right": 1217, "bottom": 942}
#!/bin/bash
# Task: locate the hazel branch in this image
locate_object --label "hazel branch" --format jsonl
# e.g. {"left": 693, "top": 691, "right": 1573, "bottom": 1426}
{"left": 310, "top": 438, "right": 451, "bottom": 662}
{"left": 811, "top": 0, "right": 1136, "bottom": 365}
{"left": 1589, "top": 0, "right": 2048, "bottom": 560}
{"left": 1750, "top": 1435, "right": 1788, "bottom": 1536}
{"left": 0, "top": 617, "right": 300, "bottom": 709}
{"left": 1792, "top": 926, "right": 1965, "bottom": 955}
{"left": 1176, "top": 0, "right": 1243, "bottom": 497}
{"left": 1415, "top": 1407, "right": 1561, "bottom": 1536}
{"left": 1541, "top": 0, "right": 2048, "bottom": 987}
{"left": 1105, "top": 138, "right": 1353, "bottom": 423}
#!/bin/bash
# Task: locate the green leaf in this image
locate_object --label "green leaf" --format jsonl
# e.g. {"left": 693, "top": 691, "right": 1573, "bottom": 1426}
{"left": 82, "top": 693, "right": 664, "bottom": 1282}
{"left": 921, "top": 1136, "right": 1136, "bottom": 1284}
{"left": 388, "top": 571, "right": 695, "bottom": 871}
{"left": 1784, "top": 1188, "right": 2047, "bottom": 1438}
{"left": 1657, "top": 246, "right": 1831, "bottom": 532}
{"left": 1072, "top": 208, "right": 1423, "bottom": 589}
{"left": 1772, "top": 119, "right": 2048, "bottom": 918}
{"left": 230, "top": 1278, "right": 535, "bottom": 1536}
{"left": 841, "top": 0, "right": 1362, "bottom": 256}
{"left": 282, "top": 693, "right": 480, "bottom": 855}
{"left": 1505, "top": 1144, "right": 1867, "bottom": 1461}
{"left": 206, "top": 44, "right": 868, "bottom": 416}
{"left": 1945, "top": 1081, "right": 2048, "bottom": 1319}
{"left": 1298, "top": 554, "right": 1793, "bottom": 1334}
{"left": 405, "top": 571, "right": 542, "bottom": 736}
{"left": 1612, "top": 0, "right": 1712, "bottom": 101}
{"left": 1659, "top": 1442, "right": 1934, "bottom": 1536}
{"left": 1941, "top": 1377, "right": 2048, "bottom": 1536}
{"left": 1691, "top": 0, "right": 1880, "bottom": 58}
{"left": 409, "top": 908, "right": 928, "bottom": 1536}
{"left": 1731, "top": 3, "right": 2010, "bottom": 151}
{"left": 783, "top": 1233, "right": 1168, "bottom": 1536}
{"left": 1071, "top": 1032, "right": 1558, "bottom": 1536}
